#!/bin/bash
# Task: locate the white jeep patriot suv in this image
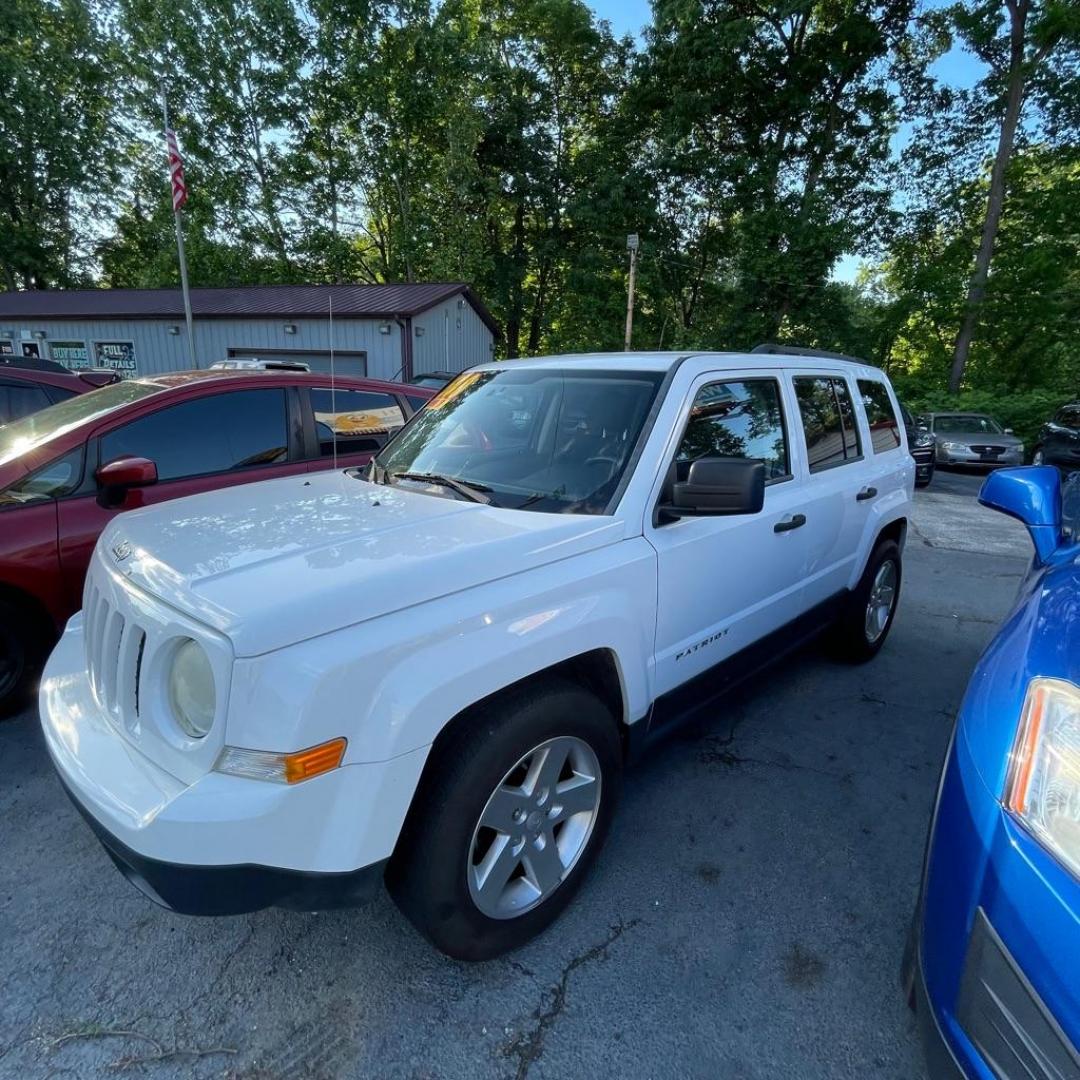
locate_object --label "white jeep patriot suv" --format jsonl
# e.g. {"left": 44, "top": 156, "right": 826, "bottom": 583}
{"left": 41, "top": 348, "right": 913, "bottom": 959}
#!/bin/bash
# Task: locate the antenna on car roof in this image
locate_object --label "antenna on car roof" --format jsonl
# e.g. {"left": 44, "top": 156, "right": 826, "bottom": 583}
{"left": 329, "top": 292, "right": 338, "bottom": 470}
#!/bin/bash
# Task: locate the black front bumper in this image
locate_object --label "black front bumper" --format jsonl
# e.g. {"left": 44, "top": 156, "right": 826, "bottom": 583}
{"left": 61, "top": 775, "right": 387, "bottom": 916}
{"left": 912, "top": 449, "right": 934, "bottom": 481}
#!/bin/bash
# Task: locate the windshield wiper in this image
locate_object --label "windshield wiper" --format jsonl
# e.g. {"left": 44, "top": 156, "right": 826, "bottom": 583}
{"left": 390, "top": 471, "right": 493, "bottom": 504}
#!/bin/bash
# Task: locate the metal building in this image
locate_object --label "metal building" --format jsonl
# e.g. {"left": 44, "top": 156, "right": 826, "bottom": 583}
{"left": 0, "top": 283, "right": 498, "bottom": 381}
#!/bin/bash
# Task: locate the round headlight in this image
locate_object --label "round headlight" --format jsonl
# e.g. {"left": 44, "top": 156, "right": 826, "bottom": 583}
{"left": 168, "top": 639, "right": 216, "bottom": 739}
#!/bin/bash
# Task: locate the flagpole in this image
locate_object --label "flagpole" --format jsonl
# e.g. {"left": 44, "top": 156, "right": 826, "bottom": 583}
{"left": 161, "top": 83, "right": 197, "bottom": 369}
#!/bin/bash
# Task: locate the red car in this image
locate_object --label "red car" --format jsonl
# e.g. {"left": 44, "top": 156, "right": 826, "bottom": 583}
{"left": 0, "top": 358, "right": 119, "bottom": 423}
{"left": 0, "top": 368, "right": 433, "bottom": 714}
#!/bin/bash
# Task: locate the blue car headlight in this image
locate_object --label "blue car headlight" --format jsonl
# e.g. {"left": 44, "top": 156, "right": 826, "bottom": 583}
{"left": 1006, "top": 678, "right": 1080, "bottom": 880}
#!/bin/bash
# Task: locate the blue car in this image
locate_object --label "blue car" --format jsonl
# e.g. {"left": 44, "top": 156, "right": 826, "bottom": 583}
{"left": 906, "top": 466, "right": 1080, "bottom": 1078}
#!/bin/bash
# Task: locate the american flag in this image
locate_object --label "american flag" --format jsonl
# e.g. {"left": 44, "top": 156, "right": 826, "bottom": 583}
{"left": 165, "top": 128, "right": 188, "bottom": 212}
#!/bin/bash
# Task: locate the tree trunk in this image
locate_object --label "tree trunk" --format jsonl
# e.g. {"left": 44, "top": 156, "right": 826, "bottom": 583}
{"left": 949, "top": 4, "right": 1028, "bottom": 393}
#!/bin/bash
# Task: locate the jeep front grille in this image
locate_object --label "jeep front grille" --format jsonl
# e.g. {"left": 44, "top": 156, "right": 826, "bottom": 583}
{"left": 84, "top": 579, "right": 147, "bottom": 723}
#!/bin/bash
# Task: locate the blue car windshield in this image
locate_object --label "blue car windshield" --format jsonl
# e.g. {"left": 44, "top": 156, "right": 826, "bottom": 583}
{"left": 372, "top": 368, "right": 664, "bottom": 514}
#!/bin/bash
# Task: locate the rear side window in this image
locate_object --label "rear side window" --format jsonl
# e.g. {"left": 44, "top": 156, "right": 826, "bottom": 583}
{"left": 857, "top": 380, "right": 902, "bottom": 453}
{"left": 0, "top": 381, "right": 51, "bottom": 423}
{"left": 309, "top": 388, "right": 405, "bottom": 455}
{"left": 676, "top": 379, "right": 789, "bottom": 482}
{"left": 100, "top": 389, "right": 288, "bottom": 481}
{"left": 794, "top": 376, "right": 862, "bottom": 472}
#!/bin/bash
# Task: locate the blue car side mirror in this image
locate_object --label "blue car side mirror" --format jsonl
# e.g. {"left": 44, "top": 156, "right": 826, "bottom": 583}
{"left": 979, "top": 466, "right": 1062, "bottom": 564}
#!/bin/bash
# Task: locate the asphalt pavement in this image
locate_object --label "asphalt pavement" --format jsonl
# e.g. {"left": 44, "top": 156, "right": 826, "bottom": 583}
{"left": 0, "top": 469, "right": 1032, "bottom": 1080}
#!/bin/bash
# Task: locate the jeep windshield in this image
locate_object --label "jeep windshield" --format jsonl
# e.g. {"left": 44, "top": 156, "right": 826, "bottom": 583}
{"left": 371, "top": 367, "right": 664, "bottom": 514}
{"left": 0, "top": 380, "right": 164, "bottom": 467}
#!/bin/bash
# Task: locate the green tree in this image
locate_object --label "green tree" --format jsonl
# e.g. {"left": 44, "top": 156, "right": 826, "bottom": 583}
{"left": 0, "top": 0, "right": 120, "bottom": 289}
{"left": 871, "top": 144, "right": 1080, "bottom": 396}
{"left": 116, "top": 0, "right": 306, "bottom": 277}
{"left": 947, "top": 0, "right": 1080, "bottom": 391}
{"left": 629, "top": 0, "right": 917, "bottom": 350}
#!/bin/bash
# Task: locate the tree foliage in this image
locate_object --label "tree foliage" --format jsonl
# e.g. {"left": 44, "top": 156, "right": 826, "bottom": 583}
{"left": 0, "top": 0, "right": 1077, "bottom": 410}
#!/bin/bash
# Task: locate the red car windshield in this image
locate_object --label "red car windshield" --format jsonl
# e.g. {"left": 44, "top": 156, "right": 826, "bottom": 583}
{"left": 0, "top": 380, "right": 163, "bottom": 467}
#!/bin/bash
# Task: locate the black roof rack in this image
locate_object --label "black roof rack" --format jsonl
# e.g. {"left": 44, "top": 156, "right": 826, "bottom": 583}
{"left": 751, "top": 342, "right": 868, "bottom": 364}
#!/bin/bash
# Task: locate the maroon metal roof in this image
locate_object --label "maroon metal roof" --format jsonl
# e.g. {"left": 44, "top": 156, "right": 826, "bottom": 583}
{"left": 0, "top": 283, "right": 500, "bottom": 336}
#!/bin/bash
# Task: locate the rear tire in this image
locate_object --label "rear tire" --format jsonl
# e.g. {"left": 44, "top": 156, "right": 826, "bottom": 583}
{"left": 0, "top": 598, "right": 48, "bottom": 720}
{"left": 387, "top": 677, "right": 622, "bottom": 961}
{"left": 831, "top": 539, "right": 902, "bottom": 664}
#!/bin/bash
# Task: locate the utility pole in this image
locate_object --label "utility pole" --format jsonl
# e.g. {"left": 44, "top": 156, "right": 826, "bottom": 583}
{"left": 624, "top": 233, "right": 639, "bottom": 351}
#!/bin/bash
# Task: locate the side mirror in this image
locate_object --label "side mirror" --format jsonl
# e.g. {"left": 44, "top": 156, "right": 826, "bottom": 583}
{"left": 661, "top": 458, "right": 765, "bottom": 520}
{"left": 979, "top": 466, "right": 1062, "bottom": 564}
{"left": 96, "top": 456, "right": 158, "bottom": 507}
{"left": 1004, "top": 427, "right": 1015, "bottom": 435}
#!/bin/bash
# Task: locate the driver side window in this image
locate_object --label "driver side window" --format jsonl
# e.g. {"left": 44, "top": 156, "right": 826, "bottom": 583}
{"left": 675, "top": 379, "right": 790, "bottom": 483}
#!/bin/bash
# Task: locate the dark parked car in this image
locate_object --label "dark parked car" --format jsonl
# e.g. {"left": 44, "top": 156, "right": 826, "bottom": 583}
{"left": 1033, "top": 401, "right": 1080, "bottom": 474}
{"left": 900, "top": 404, "right": 935, "bottom": 487}
{"left": 0, "top": 357, "right": 119, "bottom": 424}
{"left": 0, "top": 369, "right": 433, "bottom": 715}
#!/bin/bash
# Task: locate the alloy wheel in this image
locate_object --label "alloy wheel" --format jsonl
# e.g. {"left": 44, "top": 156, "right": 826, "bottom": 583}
{"left": 467, "top": 735, "right": 601, "bottom": 920}
{"left": 865, "top": 559, "right": 898, "bottom": 644}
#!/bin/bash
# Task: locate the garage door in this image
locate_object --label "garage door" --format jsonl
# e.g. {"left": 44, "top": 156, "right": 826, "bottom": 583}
{"left": 226, "top": 350, "right": 367, "bottom": 377}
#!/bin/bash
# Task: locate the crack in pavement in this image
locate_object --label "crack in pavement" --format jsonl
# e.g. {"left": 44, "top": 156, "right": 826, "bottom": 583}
{"left": 913, "top": 607, "right": 1001, "bottom": 626}
{"left": 500, "top": 917, "right": 640, "bottom": 1080}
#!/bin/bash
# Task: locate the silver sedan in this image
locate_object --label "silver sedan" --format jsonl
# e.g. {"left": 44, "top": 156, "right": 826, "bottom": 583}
{"left": 924, "top": 412, "right": 1024, "bottom": 467}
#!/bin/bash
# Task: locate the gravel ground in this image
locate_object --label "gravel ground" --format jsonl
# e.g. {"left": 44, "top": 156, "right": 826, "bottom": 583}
{"left": 0, "top": 469, "right": 1031, "bottom": 1080}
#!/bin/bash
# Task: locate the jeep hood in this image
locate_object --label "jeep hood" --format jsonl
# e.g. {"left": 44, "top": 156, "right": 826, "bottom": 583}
{"left": 97, "top": 471, "right": 626, "bottom": 656}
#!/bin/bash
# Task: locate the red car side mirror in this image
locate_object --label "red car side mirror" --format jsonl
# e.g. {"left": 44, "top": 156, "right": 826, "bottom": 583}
{"left": 96, "top": 456, "right": 158, "bottom": 490}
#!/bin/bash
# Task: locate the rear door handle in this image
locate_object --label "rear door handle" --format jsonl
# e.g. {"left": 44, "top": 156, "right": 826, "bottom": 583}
{"left": 856, "top": 487, "right": 878, "bottom": 502}
{"left": 774, "top": 513, "right": 806, "bottom": 533}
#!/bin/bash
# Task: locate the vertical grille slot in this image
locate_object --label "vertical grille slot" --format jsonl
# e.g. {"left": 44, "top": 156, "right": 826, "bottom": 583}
{"left": 133, "top": 631, "right": 147, "bottom": 718}
{"left": 81, "top": 568, "right": 155, "bottom": 731}
{"left": 101, "top": 609, "right": 126, "bottom": 711}
{"left": 83, "top": 584, "right": 100, "bottom": 684}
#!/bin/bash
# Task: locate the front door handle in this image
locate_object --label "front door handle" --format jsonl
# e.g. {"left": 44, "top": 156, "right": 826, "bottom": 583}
{"left": 856, "top": 486, "right": 878, "bottom": 502}
{"left": 774, "top": 513, "right": 806, "bottom": 533}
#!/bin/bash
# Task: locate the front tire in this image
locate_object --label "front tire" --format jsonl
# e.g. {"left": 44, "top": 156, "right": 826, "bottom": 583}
{"left": 387, "top": 678, "right": 622, "bottom": 961}
{"left": 831, "top": 539, "right": 902, "bottom": 663}
{"left": 0, "top": 599, "right": 47, "bottom": 720}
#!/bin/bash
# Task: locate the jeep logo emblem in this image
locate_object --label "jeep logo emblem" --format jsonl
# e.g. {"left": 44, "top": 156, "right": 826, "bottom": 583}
{"left": 111, "top": 540, "right": 133, "bottom": 563}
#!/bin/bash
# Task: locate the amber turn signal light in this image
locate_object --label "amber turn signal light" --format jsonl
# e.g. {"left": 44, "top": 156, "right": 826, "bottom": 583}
{"left": 284, "top": 738, "right": 348, "bottom": 784}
